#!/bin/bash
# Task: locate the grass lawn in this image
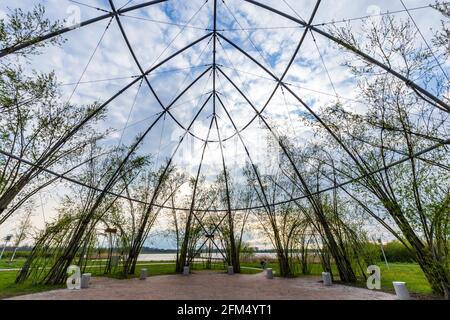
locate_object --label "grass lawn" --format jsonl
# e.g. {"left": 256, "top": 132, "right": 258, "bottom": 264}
{"left": 0, "top": 262, "right": 181, "bottom": 299}
{"left": 378, "top": 263, "right": 432, "bottom": 294}
{"left": 0, "top": 258, "right": 27, "bottom": 269}
{"left": 0, "top": 271, "right": 64, "bottom": 300}
{"left": 240, "top": 260, "right": 433, "bottom": 295}
{"left": 0, "top": 259, "right": 436, "bottom": 299}
{"left": 93, "top": 263, "right": 179, "bottom": 279}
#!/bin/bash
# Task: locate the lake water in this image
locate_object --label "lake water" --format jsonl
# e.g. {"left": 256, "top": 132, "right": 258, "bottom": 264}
{"left": 137, "top": 252, "right": 277, "bottom": 261}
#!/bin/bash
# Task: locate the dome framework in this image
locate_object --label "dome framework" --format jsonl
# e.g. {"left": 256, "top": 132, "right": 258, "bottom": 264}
{"left": 0, "top": 0, "right": 447, "bottom": 212}
{"left": 1, "top": 0, "right": 449, "bottom": 287}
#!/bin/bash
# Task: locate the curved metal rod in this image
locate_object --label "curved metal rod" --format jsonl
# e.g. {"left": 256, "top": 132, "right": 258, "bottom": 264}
{"left": 217, "top": 63, "right": 450, "bottom": 201}
{"left": 0, "top": 150, "right": 113, "bottom": 225}
{"left": 1, "top": 137, "right": 447, "bottom": 212}
{"left": 184, "top": 115, "right": 228, "bottom": 262}
{"left": 243, "top": 0, "right": 450, "bottom": 113}
{"left": 212, "top": 0, "right": 321, "bottom": 142}
{"left": 126, "top": 0, "right": 321, "bottom": 145}
{"left": 213, "top": 115, "right": 233, "bottom": 222}
{"left": 111, "top": 5, "right": 238, "bottom": 145}
{"left": 219, "top": 28, "right": 434, "bottom": 196}
{"left": 109, "top": 0, "right": 218, "bottom": 144}
{"left": 78, "top": 65, "right": 212, "bottom": 219}
{"left": 30, "top": 32, "right": 212, "bottom": 177}
{"left": 191, "top": 0, "right": 236, "bottom": 264}
{"left": 123, "top": 90, "right": 215, "bottom": 265}
{"left": 0, "top": 87, "right": 212, "bottom": 231}
{"left": 0, "top": 0, "right": 168, "bottom": 58}
{"left": 209, "top": 107, "right": 237, "bottom": 265}
{"left": 215, "top": 94, "right": 273, "bottom": 213}
{"left": 93, "top": 65, "right": 212, "bottom": 197}
{"left": 216, "top": 34, "right": 389, "bottom": 179}
{"left": 136, "top": 93, "right": 214, "bottom": 218}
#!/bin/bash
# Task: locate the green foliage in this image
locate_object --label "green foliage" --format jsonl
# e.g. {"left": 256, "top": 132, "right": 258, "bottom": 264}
{"left": 360, "top": 242, "right": 381, "bottom": 264}
{"left": 0, "top": 250, "right": 29, "bottom": 259}
{"left": 363, "top": 241, "right": 415, "bottom": 263}
{"left": 432, "top": 1, "right": 450, "bottom": 57}
{"left": 0, "top": 4, "right": 65, "bottom": 57}
{"left": 382, "top": 241, "right": 415, "bottom": 263}
{"left": 0, "top": 258, "right": 435, "bottom": 299}
{"left": 0, "top": 4, "right": 107, "bottom": 227}
{"left": 239, "top": 242, "right": 255, "bottom": 262}
{"left": 324, "top": 12, "right": 450, "bottom": 297}
{"left": 240, "top": 261, "right": 433, "bottom": 295}
{"left": 0, "top": 271, "right": 64, "bottom": 299}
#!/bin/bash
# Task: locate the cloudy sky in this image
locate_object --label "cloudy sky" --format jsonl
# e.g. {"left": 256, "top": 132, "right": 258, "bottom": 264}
{"left": 0, "top": 0, "right": 447, "bottom": 248}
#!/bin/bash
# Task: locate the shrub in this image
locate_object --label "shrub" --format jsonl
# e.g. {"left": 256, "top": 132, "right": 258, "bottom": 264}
{"left": 382, "top": 241, "right": 415, "bottom": 263}
{"left": 0, "top": 250, "right": 30, "bottom": 259}
{"left": 362, "top": 241, "right": 415, "bottom": 263}
{"left": 362, "top": 242, "right": 381, "bottom": 265}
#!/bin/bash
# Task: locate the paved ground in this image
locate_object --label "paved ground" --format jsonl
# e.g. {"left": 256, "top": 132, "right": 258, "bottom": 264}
{"left": 7, "top": 271, "right": 397, "bottom": 300}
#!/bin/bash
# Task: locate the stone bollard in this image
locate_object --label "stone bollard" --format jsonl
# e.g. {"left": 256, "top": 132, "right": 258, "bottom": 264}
{"left": 227, "top": 266, "right": 234, "bottom": 275}
{"left": 183, "top": 266, "right": 190, "bottom": 275}
{"left": 140, "top": 268, "right": 147, "bottom": 280}
{"left": 266, "top": 268, "right": 273, "bottom": 279}
{"left": 393, "top": 281, "right": 410, "bottom": 300}
{"left": 80, "top": 273, "right": 91, "bottom": 289}
{"left": 322, "top": 272, "right": 332, "bottom": 286}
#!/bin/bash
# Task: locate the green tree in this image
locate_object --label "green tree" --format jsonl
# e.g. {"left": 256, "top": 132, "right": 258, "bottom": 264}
{"left": 0, "top": 5, "right": 105, "bottom": 224}
{"left": 320, "top": 15, "right": 450, "bottom": 298}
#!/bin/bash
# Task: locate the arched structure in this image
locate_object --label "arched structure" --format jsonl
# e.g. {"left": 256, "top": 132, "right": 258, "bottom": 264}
{"left": 1, "top": 0, "right": 448, "bottom": 291}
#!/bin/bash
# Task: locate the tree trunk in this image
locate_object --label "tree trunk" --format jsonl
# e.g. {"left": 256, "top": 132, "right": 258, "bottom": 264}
{"left": 277, "top": 251, "right": 292, "bottom": 277}
{"left": 317, "top": 211, "right": 357, "bottom": 282}
{"left": 176, "top": 213, "right": 193, "bottom": 273}
{"left": 0, "top": 174, "right": 32, "bottom": 219}
{"left": 415, "top": 251, "right": 450, "bottom": 299}
{"left": 386, "top": 200, "right": 450, "bottom": 298}
{"left": 227, "top": 212, "right": 240, "bottom": 273}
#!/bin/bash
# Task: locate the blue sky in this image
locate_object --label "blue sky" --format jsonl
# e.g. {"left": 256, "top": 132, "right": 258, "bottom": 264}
{"left": 0, "top": 0, "right": 448, "bottom": 248}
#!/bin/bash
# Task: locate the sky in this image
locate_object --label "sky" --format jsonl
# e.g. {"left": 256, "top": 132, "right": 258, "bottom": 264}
{"left": 0, "top": 0, "right": 447, "bottom": 248}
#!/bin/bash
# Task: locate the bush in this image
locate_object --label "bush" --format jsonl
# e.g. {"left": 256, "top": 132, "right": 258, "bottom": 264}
{"left": 382, "top": 241, "right": 414, "bottom": 263}
{"left": 363, "top": 241, "right": 415, "bottom": 263}
{"left": 0, "top": 250, "right": 30, "bottom": 259}
{"left": 361, "top": 242, "right": 381, "bottom": 265}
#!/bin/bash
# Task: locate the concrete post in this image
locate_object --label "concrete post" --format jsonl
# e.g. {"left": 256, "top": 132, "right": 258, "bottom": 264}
{"left": 393, "top": 281, "right": 410, "bottom": 300}
{"left": 266, "top": 268, "right": 273, "bottom": 279}
{"left": 81, "top": 273, "right": 91, "bottom": 289}
{"left": 0, "top": 235, "right": 12, "bottom": 260}
{"left": 227, "top": 266, "right": 234, "bottom": 275}
{"left": 183, "top": 266, "right": 190, "bottom": 275}
{"left": 140, "top": 268, "right": 147, "bottom": 280}
{"left": 322, "top": 272, "right": 332, "bottom": 286}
